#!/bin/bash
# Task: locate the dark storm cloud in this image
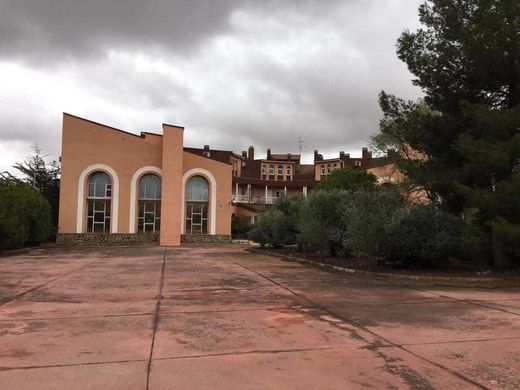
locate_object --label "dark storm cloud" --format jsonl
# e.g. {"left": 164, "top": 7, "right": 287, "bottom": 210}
{"left": 0, "top": 0, "right": 423, "bottom": 171}
{"left": 0, "top": 0, "right": 242, "bottom": 62}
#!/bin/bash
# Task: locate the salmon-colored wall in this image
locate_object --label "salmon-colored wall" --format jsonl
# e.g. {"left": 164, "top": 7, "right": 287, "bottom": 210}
{"left": 367, "top": 163, "right": 405, "bottom": 184}
{"left": 160, "top": 124, "right": 184, "bottom": 246}
{"left": 59, "top": 114, "right": 162, "bottom": 235}
{"left": 183, "top": 151, "right": 233, "bottom": 235}
{"left": 59, "top": 114, "right": 233, "bottom": 244}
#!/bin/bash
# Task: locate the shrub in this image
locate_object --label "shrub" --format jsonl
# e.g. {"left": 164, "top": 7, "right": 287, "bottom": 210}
{"left": 343, "top": 189, "right": 404, "bottom": 261}
{"left": 0, "top": 180, "right": 54, "bottom": 250}
{"left": 248, "top": 195, "right": 302, "bottom": 248}
{"left": 379, "top": 204, "right": 460, "bottom": 267}
{"left": 298, "top": 190, "right": 351, "bottom": 256}
{"left": 491, "top": 218, "right": 520, "bottom": 269}
{"left": 231, "top": 214, "right": 251, "bottom": 239}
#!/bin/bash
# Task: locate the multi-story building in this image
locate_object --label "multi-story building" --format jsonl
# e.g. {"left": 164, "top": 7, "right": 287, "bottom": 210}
{"left": 57, "top": 114, "right": 398, "bottom": 246}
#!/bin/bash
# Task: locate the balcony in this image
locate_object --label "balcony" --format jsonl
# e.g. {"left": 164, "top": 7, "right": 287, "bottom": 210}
{"left": 232, "top": 194, "right": 276, "bottom": 205}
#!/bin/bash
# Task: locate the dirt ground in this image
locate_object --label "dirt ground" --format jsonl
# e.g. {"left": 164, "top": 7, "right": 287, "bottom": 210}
{"left": 0, "top": 245, "right": 519, "bottom": 389}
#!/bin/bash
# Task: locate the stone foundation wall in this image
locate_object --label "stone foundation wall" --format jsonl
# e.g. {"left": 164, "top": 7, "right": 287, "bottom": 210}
{"left": 57, "top": 233, "right": 231, "bottom": 244}
{"left": 181, "top": 234, "right": 232, "bottom": 244}
{"left": 56, "top": 233, "right": 159, "bottom": 244}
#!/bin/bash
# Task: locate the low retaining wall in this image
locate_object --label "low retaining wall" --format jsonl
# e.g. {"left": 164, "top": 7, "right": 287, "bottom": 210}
{"left": 56, "top": 233, "right": 159, "bottom": 244}
{"left": 181, "top": 234, "right": 231, "bottom": 244}
{"left": 57, "top": 233, "right": 232, "bottom": 245}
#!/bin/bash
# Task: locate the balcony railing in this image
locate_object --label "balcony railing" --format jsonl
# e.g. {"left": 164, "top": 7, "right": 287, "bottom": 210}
{"left": 232, "top": 195, "right": 276, "bottom": 204}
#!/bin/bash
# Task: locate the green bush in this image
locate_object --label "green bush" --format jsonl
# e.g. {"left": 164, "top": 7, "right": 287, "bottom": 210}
{"left": 248, "top": 195, "right": 302, "bottom": 248}
{"left": 379, "top": 204, "right": 460, "bottom": 267}
{"left": 231, "top": 214, "right": 251, "bottom": 239}
{"left": 343, "top": 189, "right": 404, "bottom": 261}
{"left": 491, "top": 218, "right": 520, "bottom": 268}
{"left": 0, "top": 180, "right": 54, "bottom": 249}
{"left": 298, "top": 190, "right": 351, "bottom": 256}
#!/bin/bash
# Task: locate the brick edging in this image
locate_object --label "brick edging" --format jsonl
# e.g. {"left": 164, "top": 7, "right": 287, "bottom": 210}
{"left": 247, "top": 248, "right": 520, "bottom": 288}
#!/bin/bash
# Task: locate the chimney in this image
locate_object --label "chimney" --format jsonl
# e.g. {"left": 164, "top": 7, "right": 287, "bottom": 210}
{"left": 362, "top": 147, "right": 372, "bottom": 159}
{"left": 248, "top": 145, "right": 255, "bottom": 160}
{"left": 314, "top": 150, "right": 319, "bottom": 161}
{"left": 267, "top": 148, "right": 271, "bottom": 159}
{"left": 203, "top": 145, "right": 210, "bottom": 157}
{"left": 339, "top": 151, "right": 345, "bottom": 159}
{"left": 241, "top": 151, "right": 247, "bottom": 159}
{"left": 287, "top": 153, "right": 291, "bottom": 160}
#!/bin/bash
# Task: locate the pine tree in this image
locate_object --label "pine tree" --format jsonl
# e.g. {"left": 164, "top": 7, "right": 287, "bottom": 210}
{"left": 372, "top": 0, "right": 520, "bottom": 266}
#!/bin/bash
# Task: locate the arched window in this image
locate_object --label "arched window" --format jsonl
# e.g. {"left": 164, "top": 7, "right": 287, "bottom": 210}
{"left": 186, "top": 176, "right": 209, "bottom": 234}
{"left": 86, "top": 172, "right": 111, "bottom": 233}
{"left": 138, "top": 174, "right": 161, "bottom": 233}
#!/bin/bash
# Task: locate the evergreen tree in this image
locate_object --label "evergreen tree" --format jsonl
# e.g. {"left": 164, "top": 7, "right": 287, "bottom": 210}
{"left": 371, "top": 0, "right": 520, "bottom": 266}
{"left": 12, "top": 145, "right": 61, "bottom": 227}
{"left": 315, "top": 167, "right": 377, "bottom": 192}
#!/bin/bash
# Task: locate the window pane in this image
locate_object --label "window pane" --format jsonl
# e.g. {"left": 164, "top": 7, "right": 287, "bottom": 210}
{"left": 139, "top": 174, "right": 161, "bottom": 200}
{"left": 88, "top": 172, "right": 111, "bottom": 198}
{"left": 186, "top": 176, "right": 209, "bottom": 201}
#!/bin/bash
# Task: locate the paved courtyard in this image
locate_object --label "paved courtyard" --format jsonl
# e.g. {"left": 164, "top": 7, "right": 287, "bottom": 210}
{"left": 0, "top": 245, "right": 519, "bottom": 389}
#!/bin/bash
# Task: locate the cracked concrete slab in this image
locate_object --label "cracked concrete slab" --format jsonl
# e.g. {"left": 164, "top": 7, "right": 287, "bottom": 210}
{"left": 0, "top": 245, "right": 519, "bottom": 389}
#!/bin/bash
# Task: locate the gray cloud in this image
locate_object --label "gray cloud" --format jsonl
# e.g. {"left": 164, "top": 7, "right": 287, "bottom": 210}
{"left": 0, "top": 0, "right": 423, "bottom": 172}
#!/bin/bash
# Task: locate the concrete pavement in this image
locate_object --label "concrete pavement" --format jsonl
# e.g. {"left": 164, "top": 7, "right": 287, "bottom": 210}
{"left": 0, "top": 245, "right": 518, "bottom": 389}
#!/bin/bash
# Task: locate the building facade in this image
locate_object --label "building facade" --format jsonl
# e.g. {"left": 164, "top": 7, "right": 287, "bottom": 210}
{"left": 57, "top": 114, "right": 398, "bottom": 245}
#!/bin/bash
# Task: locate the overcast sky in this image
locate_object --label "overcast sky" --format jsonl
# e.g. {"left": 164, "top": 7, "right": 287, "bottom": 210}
{"left": 0, "top": 0, "right": 423, "bottom": 172}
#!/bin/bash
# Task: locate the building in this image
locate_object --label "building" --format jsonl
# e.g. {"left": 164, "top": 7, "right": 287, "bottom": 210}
{"left": 57, "top": 114, "right": 398, "bottom": 245}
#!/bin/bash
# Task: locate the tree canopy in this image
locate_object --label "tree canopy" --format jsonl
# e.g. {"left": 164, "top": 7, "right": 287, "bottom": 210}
{"left": 371, "top": 0, "right": 520, "bottom": 266}
{"left": 10, "top": 145, "right": 60, "bottom": 227}
{"left": 315, "top": 167, "right": 377, "bottom": 192}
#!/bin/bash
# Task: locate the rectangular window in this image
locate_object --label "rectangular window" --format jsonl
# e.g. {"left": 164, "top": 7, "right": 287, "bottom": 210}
{"left": 321, "top": 166, "right": 326, "bottom": 175}
{"left": 185, "top": 202, "right": 208, "bottom": 234}
{"left": 87, "top": 199, "right": 110, "bottom": 233}
{"left": 138, "top": 200, "right": 161, "bottom": 233}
